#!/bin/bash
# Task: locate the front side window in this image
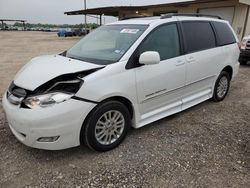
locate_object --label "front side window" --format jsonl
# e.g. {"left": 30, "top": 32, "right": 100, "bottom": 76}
{"left": 138, "top": 24, "right": 180, "bottom": 61}
{"left": 182, "top": 22, "right": 216, "bottom": 53}
{"left": 66, "top": 24, "right": 148, "bottom": 65}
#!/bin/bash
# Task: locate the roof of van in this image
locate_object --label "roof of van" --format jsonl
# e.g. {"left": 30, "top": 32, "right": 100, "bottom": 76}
{"left": 108, "top": 17, "right": 160, "bottom": 25}
{"left": 108, "top": 15, "right": 228, "bottom": 25}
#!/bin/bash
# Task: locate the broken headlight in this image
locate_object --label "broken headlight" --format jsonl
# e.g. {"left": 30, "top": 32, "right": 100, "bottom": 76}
{"left": 23, "top": 92, "right": 73, "bottom": 109}
{"left": 20, "top": 68, "right": 103, "bottom": 109}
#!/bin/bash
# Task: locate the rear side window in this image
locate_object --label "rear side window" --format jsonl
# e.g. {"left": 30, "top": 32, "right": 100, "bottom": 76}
{"left": 213, "top": 21, "right": 236, "bottom": 46}
{"left": 182, "top": 22, "right": 216, "bottom": 53}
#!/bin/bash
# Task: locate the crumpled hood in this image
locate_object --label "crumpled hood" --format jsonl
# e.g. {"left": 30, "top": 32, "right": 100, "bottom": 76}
{"left": 14, "top": 55, "right": 102, "bottom": 91}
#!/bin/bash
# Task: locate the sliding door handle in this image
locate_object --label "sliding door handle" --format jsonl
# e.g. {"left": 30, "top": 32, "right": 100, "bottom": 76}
{"left": 186, "top": 56, "right": 195, "bottom": 62}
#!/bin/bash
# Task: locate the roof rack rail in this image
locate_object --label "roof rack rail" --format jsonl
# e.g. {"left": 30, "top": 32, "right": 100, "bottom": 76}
{"left": 121, "top": 15, "right": 149, "bottom": 20}
{"left": 160, "top": 13, "right": 222, "bottom": 20}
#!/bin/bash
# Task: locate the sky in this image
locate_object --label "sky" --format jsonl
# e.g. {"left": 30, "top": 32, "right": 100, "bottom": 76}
{"left": 0, "top": 0, "right": 191, "bottom": 24}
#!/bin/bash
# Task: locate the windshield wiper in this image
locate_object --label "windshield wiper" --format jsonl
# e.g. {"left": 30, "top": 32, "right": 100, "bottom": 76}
{"left": 67, "top": 56, "right": 82, "bottom": 61}
{"left": 59, "top": 50, "right": 67, "bottom": 57}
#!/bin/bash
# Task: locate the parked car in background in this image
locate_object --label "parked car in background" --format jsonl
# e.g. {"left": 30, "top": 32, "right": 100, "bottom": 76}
{"left": 57, "top": 28, "right": 74, "bottom": 37}
{"left": 65, "top": 28, "right": 74, "bottom": 37}
{"left": 57, "top": 29, "right": 66, "bottom": 37}
{"left": 239, "top": 35, "right": 250, "bottom": 65}
{"left": 3, "top": 14, "right": 240, "bottom": 152}
{"left": 42, "top": 28, "right": 53, "bottom": 32}
{"left": 74, "top": 29, "right": 89, "bottom": 36}
{"left": 57, "top": 28, "right": 90, "bottom": 37}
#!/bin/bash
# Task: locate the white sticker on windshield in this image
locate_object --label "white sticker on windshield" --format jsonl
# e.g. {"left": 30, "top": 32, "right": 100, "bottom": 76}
{"left": 114, "top": 50, "right": 121, "bottom": 54}
{"left": 120, "top": 29, "right": 139, "bottom": 34}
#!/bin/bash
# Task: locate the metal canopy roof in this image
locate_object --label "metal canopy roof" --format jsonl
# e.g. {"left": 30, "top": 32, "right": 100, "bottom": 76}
{"left": 65, "top": 6, "right": 148, "bottom": 16}
{"left": 65, "top": 0, "right": 246, "bottom": 17}
{"left": 0, "top": 19, "right": 26, "bottom": 22}
{"left": 64, "top": 0, "right": 200, "bottom": 16}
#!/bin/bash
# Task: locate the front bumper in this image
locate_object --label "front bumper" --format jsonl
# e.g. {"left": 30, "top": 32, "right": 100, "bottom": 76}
{"left": 2, "top": 93, "right": 96, "bottom": 150}
{"left": 239, "top": 49, "right": 250, "bottom": 61}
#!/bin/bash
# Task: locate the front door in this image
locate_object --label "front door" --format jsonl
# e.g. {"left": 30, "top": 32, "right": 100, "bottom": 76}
{"left": 135, "top": 23, "right": 186, "bottom": 125}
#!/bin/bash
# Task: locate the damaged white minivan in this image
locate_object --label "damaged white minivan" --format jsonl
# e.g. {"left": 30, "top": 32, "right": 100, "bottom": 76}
{"left": 3, "top": 14, "right": 240, "bottom": 151}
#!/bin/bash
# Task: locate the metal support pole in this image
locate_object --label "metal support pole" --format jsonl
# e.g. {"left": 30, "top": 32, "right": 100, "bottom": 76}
{"left": 1, "top": 21, "right": 3, "bottom": 29}
{"left": 242, "top": 5, "right": 250, "bottom": 39}
{"left": 100, "top": 15, "right": 102, "bottom": 25}
{"left": 22, "top": 21, "right": 26, "bottom": 31}
{"left": 84, "top": 0, "right": 87, "bottom": 33}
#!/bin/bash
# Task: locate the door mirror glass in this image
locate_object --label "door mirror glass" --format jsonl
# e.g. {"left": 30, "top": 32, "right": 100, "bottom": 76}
{"left": 139, "top": 51, "right": 160, "bottom": 65}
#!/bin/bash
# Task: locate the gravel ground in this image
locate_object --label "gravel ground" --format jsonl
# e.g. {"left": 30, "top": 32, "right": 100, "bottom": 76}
{"left": 0, "top": 31, "right": 249, "bottom": 188}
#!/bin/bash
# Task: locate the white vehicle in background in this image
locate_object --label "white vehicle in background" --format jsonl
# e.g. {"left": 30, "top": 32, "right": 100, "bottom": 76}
{"left": 239, "top": 35, "right": 250, "bottom": 65}
{"left": 3, "top": 13, "right": 240, "bottom": 152}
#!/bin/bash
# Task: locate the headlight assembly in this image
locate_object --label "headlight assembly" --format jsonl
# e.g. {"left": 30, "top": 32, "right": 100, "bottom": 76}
{"left": 23, "top": 92, "right": 73, "bottom": 109}
{"left": 17, "top": 69, "right": 103, "bottom": 109}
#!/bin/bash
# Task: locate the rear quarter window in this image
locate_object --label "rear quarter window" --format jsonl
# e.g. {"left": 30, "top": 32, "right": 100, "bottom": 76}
{"left": 182, "top": 21, "right": 216, "bottom": 53}
{"left": 212, "top": 21, "right": 236, "bottom": 46}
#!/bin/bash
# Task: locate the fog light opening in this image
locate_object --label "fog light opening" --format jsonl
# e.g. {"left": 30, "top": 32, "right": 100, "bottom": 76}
{"left": 37, "top": 136, "right": 60, "bottom": 142}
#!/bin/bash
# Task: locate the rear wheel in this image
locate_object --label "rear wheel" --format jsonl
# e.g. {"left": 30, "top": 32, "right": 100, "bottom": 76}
{"left": 81, "top": 100, "right": 131, "bottom": 152}
{"left": 240, "top": 60, "right": 247, "bottom": 65}
{"left": 212, "top": 71, "right": 230, "bottom": 102}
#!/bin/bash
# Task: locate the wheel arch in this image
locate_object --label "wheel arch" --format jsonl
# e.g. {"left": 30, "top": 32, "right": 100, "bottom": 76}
{"left": 222, "top": 65, "right": 233, "bottom": 80}
{"left": 80, "top": 95, "right": 135, "bottom": 145}
{"left": 100, "top": 96, "right": 134, "bottom": 119}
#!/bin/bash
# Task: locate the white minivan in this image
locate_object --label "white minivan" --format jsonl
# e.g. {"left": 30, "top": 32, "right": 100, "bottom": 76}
{"left": 3, "top": 14, "right": 240, "bottom": 151}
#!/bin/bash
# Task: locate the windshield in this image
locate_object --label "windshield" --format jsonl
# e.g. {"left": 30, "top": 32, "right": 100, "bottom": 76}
{"left": 66, "top": 24, "right": 148, "bottom": 65}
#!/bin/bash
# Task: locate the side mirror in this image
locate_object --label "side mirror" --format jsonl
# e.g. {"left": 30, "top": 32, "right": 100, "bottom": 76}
{"left": 139, "top": 51, "right": 160, "bottom": 65}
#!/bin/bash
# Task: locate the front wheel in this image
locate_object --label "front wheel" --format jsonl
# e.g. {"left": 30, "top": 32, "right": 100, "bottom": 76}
{"left": 81, "top": 100, "right": 131, "bottom": 152}
{"left": 212, "top": 71, "right": 230, "bottom": 102}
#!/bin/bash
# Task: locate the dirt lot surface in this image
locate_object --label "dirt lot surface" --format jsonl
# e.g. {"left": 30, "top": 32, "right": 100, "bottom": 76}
{"left": 0, "top": 31, "right": 249, "bottom": 188}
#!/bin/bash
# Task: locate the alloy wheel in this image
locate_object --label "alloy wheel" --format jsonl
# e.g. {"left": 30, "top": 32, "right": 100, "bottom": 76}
{"left": 217, "top": 76, "right": 229, "bottom": 98}
{"left": 95, "top": 110, "right": 125, "bottom": 145}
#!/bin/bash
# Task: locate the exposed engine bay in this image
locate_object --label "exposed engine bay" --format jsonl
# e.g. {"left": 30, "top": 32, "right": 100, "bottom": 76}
{"left": 7, "top": 68, "right": 102, "bottom": 108}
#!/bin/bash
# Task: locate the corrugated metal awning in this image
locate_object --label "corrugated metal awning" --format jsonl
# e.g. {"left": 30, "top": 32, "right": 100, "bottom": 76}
{"left": 64, "top": 0, "right": 236, "bottom": 17}
{"left": 65, "top": 0, "right": 198, "bottom": 16}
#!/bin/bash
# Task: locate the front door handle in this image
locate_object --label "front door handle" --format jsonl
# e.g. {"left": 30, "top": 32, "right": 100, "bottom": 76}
{"left": 175, "top": 60, "right": 185, "bottom": 66}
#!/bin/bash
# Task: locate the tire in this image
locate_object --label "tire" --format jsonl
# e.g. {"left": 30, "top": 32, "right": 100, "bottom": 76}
{"left": 240, "top": 60, "right": 247, "bottom": 65}
{"left": 81, "top": 100, "right": 131, "bottom": 152}
{"left": 212, "top": 71, "right": 231, "bottom": 102}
